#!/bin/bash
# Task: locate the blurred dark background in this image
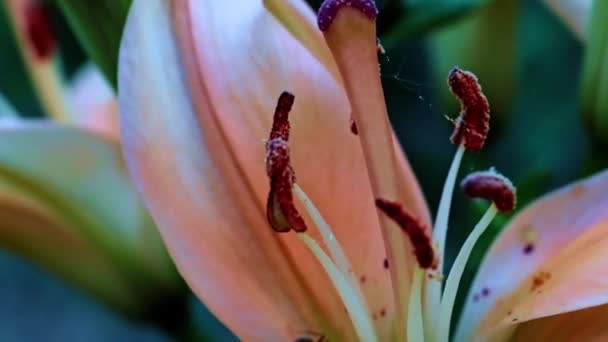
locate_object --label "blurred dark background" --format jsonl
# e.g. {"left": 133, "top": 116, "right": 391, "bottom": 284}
{"left": 0, "top": 0, "right": 603, "bottom": 340}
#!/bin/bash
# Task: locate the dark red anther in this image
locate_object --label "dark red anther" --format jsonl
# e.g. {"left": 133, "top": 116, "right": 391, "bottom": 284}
{"left": 461, "top": 169, "right": 516, "bottom": 213}
{"left": 318, "top": 0, "right": 378, "bottom": 31}
{"left": 266, "top": 93, "right": 307, "bottom": 233}
{"left": 375, "top": 199, "right": 437, "bottom": 269}
{"left": 25, "top": 2, "right": 56, "bottom": 60}
{"left": 448, "top": 67, "right": 490, "bottom": 151}
{"left": 269, "top": 92, "right": 295, "bottom": 141}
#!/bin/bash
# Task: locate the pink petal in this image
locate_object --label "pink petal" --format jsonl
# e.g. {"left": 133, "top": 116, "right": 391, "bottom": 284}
{"left": 67, "top": 64, "right": 119, "bottom": 142}
{"left": 456, "top": 170, "right": 608, "bottom": 341}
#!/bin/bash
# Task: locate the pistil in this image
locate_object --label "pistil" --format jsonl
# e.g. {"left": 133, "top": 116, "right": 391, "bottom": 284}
{"left": 318, "top": 3, "right": 427, "bottom": 333}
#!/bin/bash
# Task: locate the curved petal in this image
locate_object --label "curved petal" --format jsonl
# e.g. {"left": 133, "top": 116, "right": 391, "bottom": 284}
{"left": 67, "top": 63, "right": 119, "bottom": 141}
{"left": 456, "top": 170, "right": 608, "bottom": 341}
{"left": 510, "top": 303, "right": 608, "bottom": 341}
{"left": 118, "top": 0, "right": 429, "bottom": 339}
{"left": 0, "top": 120, "right": 179, "bottom": 314}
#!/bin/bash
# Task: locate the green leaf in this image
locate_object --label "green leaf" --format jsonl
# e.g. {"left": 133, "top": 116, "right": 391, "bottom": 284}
{"left": 581, "top": 0, "right": 608, "bottom": 148}
{"left": 383, "top": 0, "right": 489, "bottom": 48}
{"left": 0, "top": 120, "right": 182, "bottom": 317}
{"left": 54, "top": 0, "right": 132, "bottom": 89}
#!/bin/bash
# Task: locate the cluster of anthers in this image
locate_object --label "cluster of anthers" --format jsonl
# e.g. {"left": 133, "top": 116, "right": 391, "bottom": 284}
{"left": 264, "top": 1, "right": 516, "bottom": 342}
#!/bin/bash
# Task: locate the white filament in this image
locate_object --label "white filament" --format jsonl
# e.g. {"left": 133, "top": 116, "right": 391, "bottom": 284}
{"left": 425, "top": 144, "right": 466, "bottom": 337}
{"left": 437, "top": 204, "right": 498, "bottom": 342}
{"left": 298, "top": 233, "right": 379, "bottom": 342}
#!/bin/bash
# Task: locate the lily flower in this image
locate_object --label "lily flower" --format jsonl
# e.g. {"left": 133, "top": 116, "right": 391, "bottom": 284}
{"left": 0, "top": 0, "right": 181, "bottom": 319}
{"left": 118, "top": 0, "right": 608, "bottom": 341}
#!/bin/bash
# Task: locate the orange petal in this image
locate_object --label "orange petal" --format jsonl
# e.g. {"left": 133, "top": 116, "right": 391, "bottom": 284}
{"left": 118, "top": 0, "right": 405, "bottom": 339}
{"left": 67, "top": 64, "right": 119, "bottom": 142}
{"left": 511, "top": 303, "right": 608, "bottom": 341}
{"left": 455, "top": 170, "right": 608, "bottom": 341}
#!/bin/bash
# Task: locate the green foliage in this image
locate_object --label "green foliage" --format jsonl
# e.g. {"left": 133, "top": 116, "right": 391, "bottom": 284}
{"left": 581, "top": 0, "right": 608, "bottom": 148}
{"left": 54, "top": 0, "right": 132, "bottom": 89}
{"left": 383, "top": 0, "right": 491, "bottom": 48}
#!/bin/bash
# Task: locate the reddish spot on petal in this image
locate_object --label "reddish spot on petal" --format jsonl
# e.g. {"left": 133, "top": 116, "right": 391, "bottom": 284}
{"left": 372, "top": 313, "right": 378, "bottom": 320}
{"left": 531, "top": 271, "right": 551, "bottom": 291}
{"left": 461, "top": 169, "right": 516, "bottom": 212}
{"left": 572, "top": 184, "right": 587, "bottom": 197}
{"left": 448, "top": 67, "right": 490, "bottom": 151}
{"left": 24, "top": 2, "right": 56, "bottom": 60}
{"left": 482, "top": 287, "right": 490, "bottom": 297}
{"left": 523, "top": 243, "right": 534, "bottom": 255}
{"left": 376, "top": 199, "right": 437, "bottom": 269}
{"left": 380, "top": 308, "right": 386, "bottom": 317}
{"left": 360, "top": 275, "right": 366, "bottom": 284}
{"left": 317, "top": 0, "right": 378, "bottom": 31}
{"left": 383, "top": 258, "right": 389, "bottom": 269}
{"left": 350, "top": 118, "right": 359, "bottom": 135}
{"left": 507, "top": 310, "right": 513, "bottom": 316}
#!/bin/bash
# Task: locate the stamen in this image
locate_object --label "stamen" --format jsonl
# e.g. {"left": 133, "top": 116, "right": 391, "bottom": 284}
{"left": 461, "top": 169, "right": 517, "bottom": 213}
{"left": 24, "top": 1, "right": 56, "bottom": 60}
{"left": 293, "top": 184, "right": 353, "bottom": 279}
{"left": 436, "top": 204, "right": 498, "bottom": 342}
{"left": 265, "top": 92, "right": 307, "bottom": 232}
{"left": 407, "top": 268, "right": 425, "bottom": 342}
{"left": 427, "top": 67, "right": 490, "bottom": 333}
{"left": 375, "top": 199, "right": 436, "bottom": 270}
{"left": 293, "top": 185, "right": 372, "bottom": 333}
{"left": 448, "top": 67, "right": 490, "bottom": 151}
{"left": 318, "top": 0, "right": 378, "bottom": 31}
{"left": 267, "top": 92, "right": 375, "bottom": 340}
{"left": 298, "top": 233, "right": 379, "bottom": 342}
{"left": 425, "top": 144, "right": 465, "bottom": 335}
{"left": 437, "top": 170, "right": 515, "bottom": 342}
